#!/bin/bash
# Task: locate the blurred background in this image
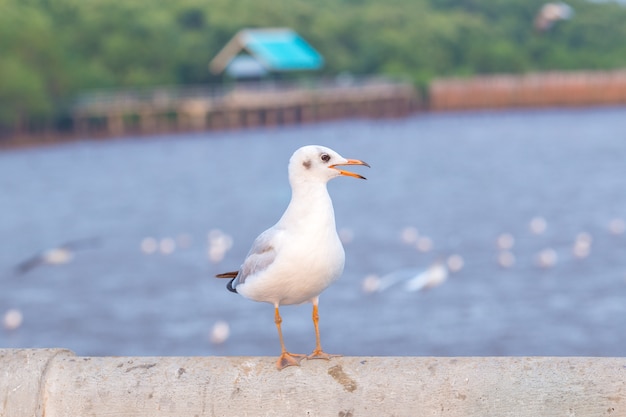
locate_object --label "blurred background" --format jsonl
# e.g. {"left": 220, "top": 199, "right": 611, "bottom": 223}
{"left": 1, "top": 0, "right": 626, "bottom": 358}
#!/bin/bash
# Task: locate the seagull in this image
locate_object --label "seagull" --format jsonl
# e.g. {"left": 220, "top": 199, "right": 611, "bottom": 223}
{"left": 404, "top": 260, "right": 448, "bottom": 292}
{"left": 14, "top": 237, "right": 101, "bottom": 275}
{"left": 216, "top": 145, "right": 369, "bottom": 370}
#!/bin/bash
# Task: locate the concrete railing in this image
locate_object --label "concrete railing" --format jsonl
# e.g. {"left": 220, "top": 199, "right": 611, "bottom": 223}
{"left": 1, "top": 349, "right": 624, "bottom": 417}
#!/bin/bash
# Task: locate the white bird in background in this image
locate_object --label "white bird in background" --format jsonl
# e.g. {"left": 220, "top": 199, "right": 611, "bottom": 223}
{"left": 363, "top": 255, "right": 461, "bottom": 294}
{"left": 140, "top": 237, "right": 159, "bottom": 254}
{"left": 529, "top": 216, "right": 548, "bottom": 235}
{"left": 400, "top": 226, "right": 419, "bottom": 245}
{"left": 2, "top": 308, "right": 23, "bottom": 331}
{"left": 608, "top": 218, "right": 625, "bottom": 235}
{"left": 498, "top": 251, "right": 516, "bottom": 268}
{"left": 496, "top": 233, "right": 516, "bottom": 268}
{"left": 209, "top": 320, "right": 231, "bottom": 345}
{"left": 404, "top": 260, "right": 449, "bottom": 292}
{"left": 536, "top": 248, "right": 558, "bottom": 268}
{"left": 572, "top": 232, "right": 592, "bottom": 259}
{"left": 207, "top": 229, "right": 234, "bottom": 263}
{"left": 364, "top": 270, "right": 407, "bottom": 293}
{"left": 216, "top": 145, "right": 369, "bottom": 370}
{"left": 496, "top": 233, "right": 515, "bottom": 251}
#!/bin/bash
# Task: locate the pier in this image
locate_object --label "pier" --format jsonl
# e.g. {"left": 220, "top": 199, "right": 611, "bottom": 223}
{"left": 1, "top": 349, "right": 624, "bottom": 417}
{"left": 3, "top": 70, "right": 626, "bottom": 148}
{"left": 71, "top": 78, "right": 419, "bottom": 138}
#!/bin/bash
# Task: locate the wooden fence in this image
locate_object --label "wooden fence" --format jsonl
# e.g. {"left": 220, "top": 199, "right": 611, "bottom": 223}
{"left": 429, "top": 70, "right": 626, "bottom": 110}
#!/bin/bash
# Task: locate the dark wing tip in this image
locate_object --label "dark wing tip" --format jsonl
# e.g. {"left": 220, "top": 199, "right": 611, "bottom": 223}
{"left": 226, "top": 278, "right": 238, "bottom": 293}
{"left": 15, "top": 257, "right": 42, "bottom": 275}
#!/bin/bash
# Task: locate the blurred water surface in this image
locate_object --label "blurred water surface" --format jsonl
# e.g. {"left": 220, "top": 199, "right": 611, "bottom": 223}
{"left": 1, "top": 107, "right": 626, "bottom": 357}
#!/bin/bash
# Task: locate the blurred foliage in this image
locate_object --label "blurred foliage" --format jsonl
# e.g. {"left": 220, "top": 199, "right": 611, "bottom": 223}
{"left": 2, "top": 0, "right": 626, "bottom": 131}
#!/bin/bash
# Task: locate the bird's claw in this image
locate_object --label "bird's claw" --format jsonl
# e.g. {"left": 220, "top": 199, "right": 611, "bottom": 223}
{"left": 307, "top": 349, "right": 342, "bottom": 361}
{"left": 276, "top": 352, "right": 306, "bottom": 370}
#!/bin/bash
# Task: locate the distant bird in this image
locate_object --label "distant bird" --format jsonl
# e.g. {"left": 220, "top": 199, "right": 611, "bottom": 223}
{"left": 498, "top": 251, "right": 516, "bottom": 268}
{"left": 534, "top": 2, "right": 573, "bottom": 32}
{"left": 536, "top": 248, "right": 558, "bottom": 268}
{"left": 609, "top": 218, "right": 625, "bottom": 235}
{"left": 15, "top": 237, "right": 100, "bottom": 275}
{"left": 529, "top": 216, "right": 548, "bottom": 235}
{"left": 363, "top": 255, "right": 460, "bottom": 294}
{"left": 404, "top": 260, "right": 448, "bottom": 292}
{"left": 2, "top": 308, "right": 23, "bottom": 331}
{"left": 415, "top": 236, "right": 434, "bottom": 253}
{"left": 572, "top": 232, "right": 592, "bottom": 259}
{"left": 400, "top": 226, "right": 419, "bottom": 245}
{"left": 446, "top": 254, "right": 464, "bottom": 273}
{"left": 140, "top": 237, "right": 158, "bottom": 254}
{"left": 496, "top": 233, "right": 515, "bottom": 251}
{"left": 362, "top": 270, "right": 407, "bottom": 293}
{"left": 207, "top": 229, "right": 234, "bottom": 263}
{"left": 159, "top": 237, "right": 176, "bottom": 255}
{"left": 361, "top": 274, "right": 382, "bottom": 294}
{"left": 209, "top": 320, "right": 231, "bottom": 345}
{"left": 216, "top": 145, "right": 369, "bottom": 370}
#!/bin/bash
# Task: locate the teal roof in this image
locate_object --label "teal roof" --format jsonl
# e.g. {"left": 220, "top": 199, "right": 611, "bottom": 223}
{"left": 241, "top": 29, "right": 324, "bottom": 71}
{"left": 209, "top": 28, "right": 324, "bottom": 75}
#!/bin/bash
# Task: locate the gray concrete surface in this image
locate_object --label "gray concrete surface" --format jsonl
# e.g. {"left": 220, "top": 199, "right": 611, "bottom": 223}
{"left": 1, "top": 349, "right": 625, "bottom": 416}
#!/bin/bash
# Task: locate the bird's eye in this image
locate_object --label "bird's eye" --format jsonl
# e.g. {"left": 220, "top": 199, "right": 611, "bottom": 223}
{"left": 320, "top": 153, "right": 331, "bottom": 163}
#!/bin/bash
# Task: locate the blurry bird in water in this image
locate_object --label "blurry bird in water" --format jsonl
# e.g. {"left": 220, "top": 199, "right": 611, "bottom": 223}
{"left": 404, "top": 260, "right": 448, "bottom": 292}
{"left": 216, "top": 145, "right": 369, "bottom": 370}
{"left": 14, "top": 237, "right": 100, "bottom": 275}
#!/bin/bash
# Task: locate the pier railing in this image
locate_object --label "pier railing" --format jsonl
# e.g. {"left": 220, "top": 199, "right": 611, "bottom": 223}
{"left": 71, "top": 77, "right": 419, "bottom": 137}
{"left": 3, "top": 70, "right": 626, "bottom": 147}
{"left": 65, "top": 70, "right": 626, "bottom": 139}
{"left": 1, "top": 349, "right": 624, "bottom": 417}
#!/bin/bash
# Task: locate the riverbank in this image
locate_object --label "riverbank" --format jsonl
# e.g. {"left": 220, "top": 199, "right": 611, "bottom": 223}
{"left": 2, "top": 70, "right": 626, "bottom": 149}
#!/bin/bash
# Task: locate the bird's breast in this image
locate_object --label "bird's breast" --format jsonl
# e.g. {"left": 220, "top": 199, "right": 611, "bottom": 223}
{"left": 239, "top": 228, "right": 345, "bottom": 306}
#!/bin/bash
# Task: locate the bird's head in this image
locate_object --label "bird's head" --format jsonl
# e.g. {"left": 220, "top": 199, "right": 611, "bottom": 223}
{"left": 288, "top": 145, "right": 370, "bottom": 184}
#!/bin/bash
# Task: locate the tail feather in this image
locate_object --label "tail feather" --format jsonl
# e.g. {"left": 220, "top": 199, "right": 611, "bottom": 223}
{"left": 216, "top": 271, "right": 238, "bottom": 279}
{"left": 216, "top": 271, "right": 239, "bottom": 294}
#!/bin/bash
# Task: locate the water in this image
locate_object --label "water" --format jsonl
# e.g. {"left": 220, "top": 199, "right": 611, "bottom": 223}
{"left": 1, "top": 107, "right": 626, "bottom": 358}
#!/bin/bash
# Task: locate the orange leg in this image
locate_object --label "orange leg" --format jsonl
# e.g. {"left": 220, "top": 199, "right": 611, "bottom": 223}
{"left": 307, "top": 302, "right": 341, "bottom": 360}
{"left": 274, "top": 306, "right": 305, "bottom": 370}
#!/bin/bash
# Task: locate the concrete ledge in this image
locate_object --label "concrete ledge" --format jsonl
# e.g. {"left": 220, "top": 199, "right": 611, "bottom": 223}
{"left": 1, "top": 349, "right": 625, "bottom": 417}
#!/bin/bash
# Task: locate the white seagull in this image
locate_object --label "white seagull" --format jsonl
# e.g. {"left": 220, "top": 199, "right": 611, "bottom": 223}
{"left": 216, "top": 145, "right": 369, "bottom": 370}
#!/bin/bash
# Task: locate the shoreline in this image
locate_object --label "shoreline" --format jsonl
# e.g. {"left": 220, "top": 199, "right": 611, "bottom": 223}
{"left": 2, "top": 70, "right": 626, "bottom": 150}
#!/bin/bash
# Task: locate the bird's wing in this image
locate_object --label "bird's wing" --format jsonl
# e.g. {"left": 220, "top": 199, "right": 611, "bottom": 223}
{"left": 237, "top": 228, "right": 281, "bottom": 286}
{"left": 15, "top": 255, "right": 44, "bottom": 275}
{"left": 15, "top": 237, "right": 101, "bottom": 276}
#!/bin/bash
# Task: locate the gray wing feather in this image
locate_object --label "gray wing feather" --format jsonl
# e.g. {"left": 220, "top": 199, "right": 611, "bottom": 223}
{"left": 236, "top": 228, "right": 280, "bottom": 286}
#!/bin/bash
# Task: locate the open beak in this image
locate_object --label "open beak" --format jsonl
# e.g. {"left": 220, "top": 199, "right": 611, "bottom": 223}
{"left": 330, "top": 159, "right": 371, "bottom": 180}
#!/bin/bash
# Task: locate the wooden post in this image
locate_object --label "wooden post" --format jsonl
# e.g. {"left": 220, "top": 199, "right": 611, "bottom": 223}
{"left": 107, "top": 113, "right": 125, "bottom": 136}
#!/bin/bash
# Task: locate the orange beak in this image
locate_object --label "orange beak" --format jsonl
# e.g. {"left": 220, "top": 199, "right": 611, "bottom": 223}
{"left": 330, "top": 159, "right": 370, "bottom": 180}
